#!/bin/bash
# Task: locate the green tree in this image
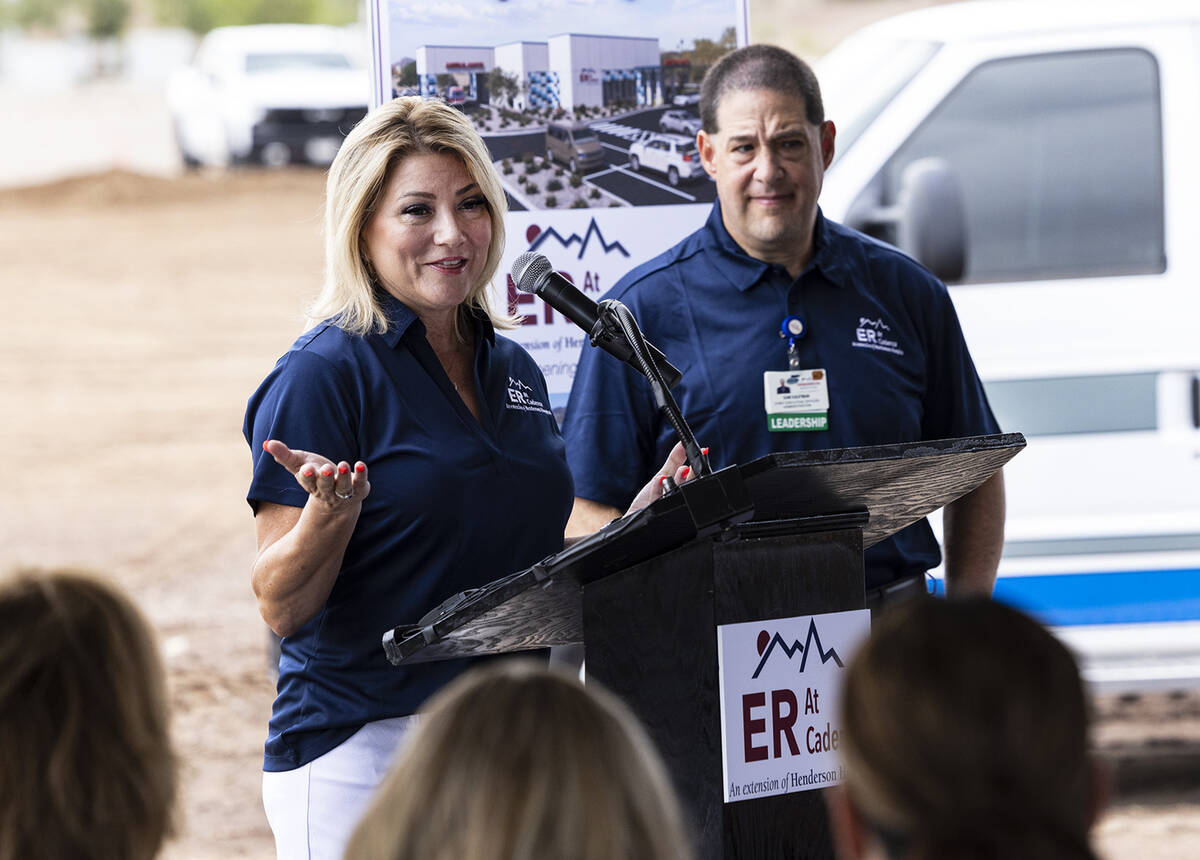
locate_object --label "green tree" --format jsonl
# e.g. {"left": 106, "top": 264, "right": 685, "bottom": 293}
{"left": 13, "top": 0, "right": 62, "bottom": 30}
{"left": 84, "top": 0, "right": 130, "bottom": 39}
{"left": 688, "top": 26, "right": 737, "bottom": 81}
{"left": 398, "top": 60, "right": 417, "bottom": 87}
{"left": 152, "top": 0, "right": 356, "bottom": 34}
{"left": 487, "top": 65, "right": 519, "bottom": 107}
{"left": 245, "top": 0, "right": 319, "bottom": 25}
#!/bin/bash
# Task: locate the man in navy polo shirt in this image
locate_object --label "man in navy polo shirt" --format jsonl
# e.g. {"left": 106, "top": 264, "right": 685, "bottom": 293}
{"left": 562, "top": 45, "right": 1005, "bottom": 601}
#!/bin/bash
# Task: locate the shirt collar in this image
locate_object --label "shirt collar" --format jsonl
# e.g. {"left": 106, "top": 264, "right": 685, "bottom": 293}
{"left": 703, "top": 200, "right": 858, "bottom": 291}
{"left": 704, "top": 199, "right": 772, "bottom": 293}
{"left": 808, "top": 210, "right": 860, "bottom": 289}
{"left": 377, "top": 291, "right": 497, "bottom": 349}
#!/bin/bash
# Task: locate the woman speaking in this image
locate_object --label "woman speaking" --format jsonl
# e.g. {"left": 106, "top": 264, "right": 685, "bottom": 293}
{"left": 243, "top": 97, "right": 686, "bottom": 858}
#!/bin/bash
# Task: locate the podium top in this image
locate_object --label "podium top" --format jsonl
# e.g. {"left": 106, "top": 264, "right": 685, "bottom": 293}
{"left": 384, "top": 433, "right": 1025, "bottom": 665}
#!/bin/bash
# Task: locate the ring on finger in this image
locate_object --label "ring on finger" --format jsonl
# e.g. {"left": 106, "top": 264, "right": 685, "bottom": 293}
{"left": 335, "top": 490, "right": 354, "bottom": 500}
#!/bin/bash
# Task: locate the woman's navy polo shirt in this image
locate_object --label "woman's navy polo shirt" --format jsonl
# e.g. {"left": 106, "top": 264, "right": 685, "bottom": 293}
{"left": 562, "top": 202, "right": 998, "bottom": 590}
{"left": 244, "top": 296, "right": 573, "bottom": 771}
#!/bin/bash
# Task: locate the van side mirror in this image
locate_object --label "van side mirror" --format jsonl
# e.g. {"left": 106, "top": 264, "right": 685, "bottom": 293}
{"left": 895, "top": 157, "right": 967, "bottom": 283}
{"left": 847, "top": 157, "right": 967, "bottom": 283}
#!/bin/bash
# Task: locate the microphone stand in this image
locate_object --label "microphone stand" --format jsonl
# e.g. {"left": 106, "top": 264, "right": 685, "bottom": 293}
{"left": 592, "top": 299, "right": 712, "bottom": 479}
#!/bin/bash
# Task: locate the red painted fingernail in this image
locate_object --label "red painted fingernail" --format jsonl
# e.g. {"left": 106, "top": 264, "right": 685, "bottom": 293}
{"left": 321, "top": 467, "right": 334, "bottom": 477}
{"left": 338, "top": 464, "right": 349, "bottom": 475}
{"left": 262, "top": 440, "right": 271, "bottom": 452}
{"left": 659, "top": 475, "right": 668, "bottom": 487}
{"left": 355, "top": 463, "right": 366, "bottom": 473}
{"left": 302, "top": 468, "right": 315, "bottom": 478}
{"left": 701, "top": 447, "right": 709, "bottom": 455}
{"left": 681, "top": 467, "right": 691, "bottom": 480}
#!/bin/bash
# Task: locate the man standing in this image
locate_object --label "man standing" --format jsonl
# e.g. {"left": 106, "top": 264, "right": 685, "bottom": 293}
{"left": 561, "top": 45, "right": 1004, "bottom": 601}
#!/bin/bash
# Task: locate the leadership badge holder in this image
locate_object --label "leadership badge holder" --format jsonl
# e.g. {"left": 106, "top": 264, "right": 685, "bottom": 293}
{"left": 765, "top": 315, "right": 830, "bottom": 432}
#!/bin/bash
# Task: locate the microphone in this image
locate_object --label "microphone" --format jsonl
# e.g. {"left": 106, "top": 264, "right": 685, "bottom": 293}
{"left": 511, "top": 252, "right": 682, "bottom": 387}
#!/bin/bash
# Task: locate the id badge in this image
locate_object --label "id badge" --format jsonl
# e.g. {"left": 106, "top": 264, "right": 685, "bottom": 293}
{"left": 764, "top": 369, "right": 830, "bottom": 432}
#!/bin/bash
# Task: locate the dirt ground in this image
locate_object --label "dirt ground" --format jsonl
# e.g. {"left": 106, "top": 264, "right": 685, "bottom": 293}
{"left": 1, "top": 168, "right": 1197, "bottom": 858}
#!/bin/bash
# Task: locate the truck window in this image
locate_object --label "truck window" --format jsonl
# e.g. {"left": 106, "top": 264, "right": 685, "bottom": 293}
{"left": 881, "top": 49, "right": 1165, "bottom": 283}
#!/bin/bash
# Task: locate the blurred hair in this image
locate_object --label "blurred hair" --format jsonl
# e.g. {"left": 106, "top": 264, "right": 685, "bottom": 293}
{"left": 0, "top": 568, "right": 177, "bottom": 860}
{"left": 839, "top": 597, "right": 1100, "bottom": 860}
{"left": 699, "top": 44, "right": 824, "bottom": 132}
{"left": 310, "top": 96, "right": 512, "bottom": 338}
{"left": 345, "top": 661, "right": 691, "bottom": 860}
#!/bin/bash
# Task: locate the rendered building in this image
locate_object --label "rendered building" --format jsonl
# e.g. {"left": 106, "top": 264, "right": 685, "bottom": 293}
{"left": 415, "top": 33, "right": 663, "bottom": 110}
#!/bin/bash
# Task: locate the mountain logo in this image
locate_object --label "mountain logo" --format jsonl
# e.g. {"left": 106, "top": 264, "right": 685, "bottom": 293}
{"left": 505, "top": 375, "right": 551, "bottom": 415}
{"left": 857, "top": 317, "right": 890, "bottom": 331}
{"left": 752, "top": 620, "right": 845, "bottom": 679}
{"left": 526, "top": 218, "right": 630, "bottom": 260}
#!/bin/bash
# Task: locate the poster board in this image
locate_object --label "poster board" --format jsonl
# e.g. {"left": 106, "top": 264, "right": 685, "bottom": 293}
{"left": 368, "top": 0, "right": 749, "bottom": 413}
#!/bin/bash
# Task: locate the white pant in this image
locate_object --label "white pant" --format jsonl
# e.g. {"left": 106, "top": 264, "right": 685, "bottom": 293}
{"left": 261, "top": 715, "right": 419, "bottom": 860}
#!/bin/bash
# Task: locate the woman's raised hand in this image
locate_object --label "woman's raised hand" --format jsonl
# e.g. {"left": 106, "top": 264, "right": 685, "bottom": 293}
{"left": 262, "top": 439, "right": 371, "bottom": 509}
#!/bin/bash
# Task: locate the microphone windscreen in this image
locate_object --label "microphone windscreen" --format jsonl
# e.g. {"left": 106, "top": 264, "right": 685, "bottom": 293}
{"left": 511, "top": 251, "right": 551, "bottom": 293}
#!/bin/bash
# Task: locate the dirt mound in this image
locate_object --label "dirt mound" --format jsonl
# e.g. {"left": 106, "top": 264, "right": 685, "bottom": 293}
{"left": 0, "top": 166, "right": 328, "bottom": 210}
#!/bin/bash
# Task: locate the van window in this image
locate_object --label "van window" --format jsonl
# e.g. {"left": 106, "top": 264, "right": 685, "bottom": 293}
{"left": 984, "top": 373, "right": 1158, "bottom": 436}
{"left": 572, "top": 128, "right": 597, "bottom": 142}
{"left": 817, "top": 37, "right": 939, "bottom": 158}
{"left": 881, "top": 49, "right": 1165, "bottom": 283}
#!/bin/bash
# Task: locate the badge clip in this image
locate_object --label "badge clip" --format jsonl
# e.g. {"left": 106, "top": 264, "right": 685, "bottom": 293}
{"left": 780, "top": 315, "right": 805, "bottom": 370}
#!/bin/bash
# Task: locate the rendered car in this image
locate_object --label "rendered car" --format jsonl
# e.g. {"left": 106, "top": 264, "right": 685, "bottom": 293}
{"left": 627, "top": 133, "right": 705, "bottom": 186}
{"left": 658, "top": 109, "right": 701, "bottom": 136}
{"left": 545, "top": 121, "right": 605, "bottom": 173}
{"left": 166, "top": 24, "right": 369, "bottom": 167}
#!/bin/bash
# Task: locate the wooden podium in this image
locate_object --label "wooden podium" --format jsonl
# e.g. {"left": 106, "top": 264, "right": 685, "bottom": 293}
{"left": 383, "top": 434, "right": 1024, "bottom": 860}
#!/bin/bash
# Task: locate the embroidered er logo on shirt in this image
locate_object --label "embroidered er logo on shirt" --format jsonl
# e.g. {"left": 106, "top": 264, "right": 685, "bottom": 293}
{"left": 852, "top": 317, "right": 904, "bottom": 356}
{"left": 506, "top": 376, "right": 552, "bottom": 415}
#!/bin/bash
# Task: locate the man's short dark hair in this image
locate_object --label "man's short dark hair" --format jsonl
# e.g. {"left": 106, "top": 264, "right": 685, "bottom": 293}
{"left": 699, "top": 44, "right": 824, "bottom": 133}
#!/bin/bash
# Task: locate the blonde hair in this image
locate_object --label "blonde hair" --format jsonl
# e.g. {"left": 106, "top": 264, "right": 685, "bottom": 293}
{"left": 311, "top": 96, "right": 511, "bottom": 337}
{"left": 839, "top": 597, "right": 1099, "bottom": 860}
{"left": 345, "top": 661, "right": 692, "bottom": 860}
{"left": 0, "top": 568, "right": 177, "bottom": 860}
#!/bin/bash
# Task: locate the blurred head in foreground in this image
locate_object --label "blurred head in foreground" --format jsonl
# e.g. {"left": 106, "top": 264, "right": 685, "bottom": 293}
{"left": 830, "top": 597, "right": 1107, "bottom": 860}
{"left": 345, "top": 661, "right": 691, "bottom": 860}
{"left": 0, "top": 568, "right": 177, "bottom": 860}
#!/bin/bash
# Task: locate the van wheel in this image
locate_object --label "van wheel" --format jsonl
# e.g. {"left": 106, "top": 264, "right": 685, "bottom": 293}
{"left": 667, "top": 166, "right": 680, "bottom": 187}
{"left": 630, "top": 154, "right": 640, "bottom": 172}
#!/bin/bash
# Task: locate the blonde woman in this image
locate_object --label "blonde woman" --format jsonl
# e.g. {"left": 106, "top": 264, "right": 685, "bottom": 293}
{"left": 829, "top": 597, "right": 1109, "bottom": 860}
{"left": 345, "top": 661, "right": 692, "bottom": 860}
{"left": 0, "top": 569, "right": 177, "bottom": 860}
{"left": 244, "top": 97, "right": 689, "bottom": 858}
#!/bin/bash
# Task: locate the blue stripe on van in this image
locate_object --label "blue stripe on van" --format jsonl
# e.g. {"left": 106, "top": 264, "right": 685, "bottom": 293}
{"left": 930, "top": 568, "right": 1200, "bottom": 626}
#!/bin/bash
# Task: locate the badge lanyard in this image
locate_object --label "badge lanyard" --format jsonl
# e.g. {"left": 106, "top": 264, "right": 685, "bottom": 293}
{"left": 764, "top": 315, "right": 830, "bottom": 433}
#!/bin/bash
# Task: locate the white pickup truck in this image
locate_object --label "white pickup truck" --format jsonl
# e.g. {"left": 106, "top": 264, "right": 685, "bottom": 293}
{"left": 167, "top": 24, "right": 369, "bottom": 168}
{"left": 814, "top": 0, "right": 1200, "bottom": 690}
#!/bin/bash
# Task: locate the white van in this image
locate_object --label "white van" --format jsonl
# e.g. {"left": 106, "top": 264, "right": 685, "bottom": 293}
{"left": 814, "top": 0, "right": 1200, "bottom": 690}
